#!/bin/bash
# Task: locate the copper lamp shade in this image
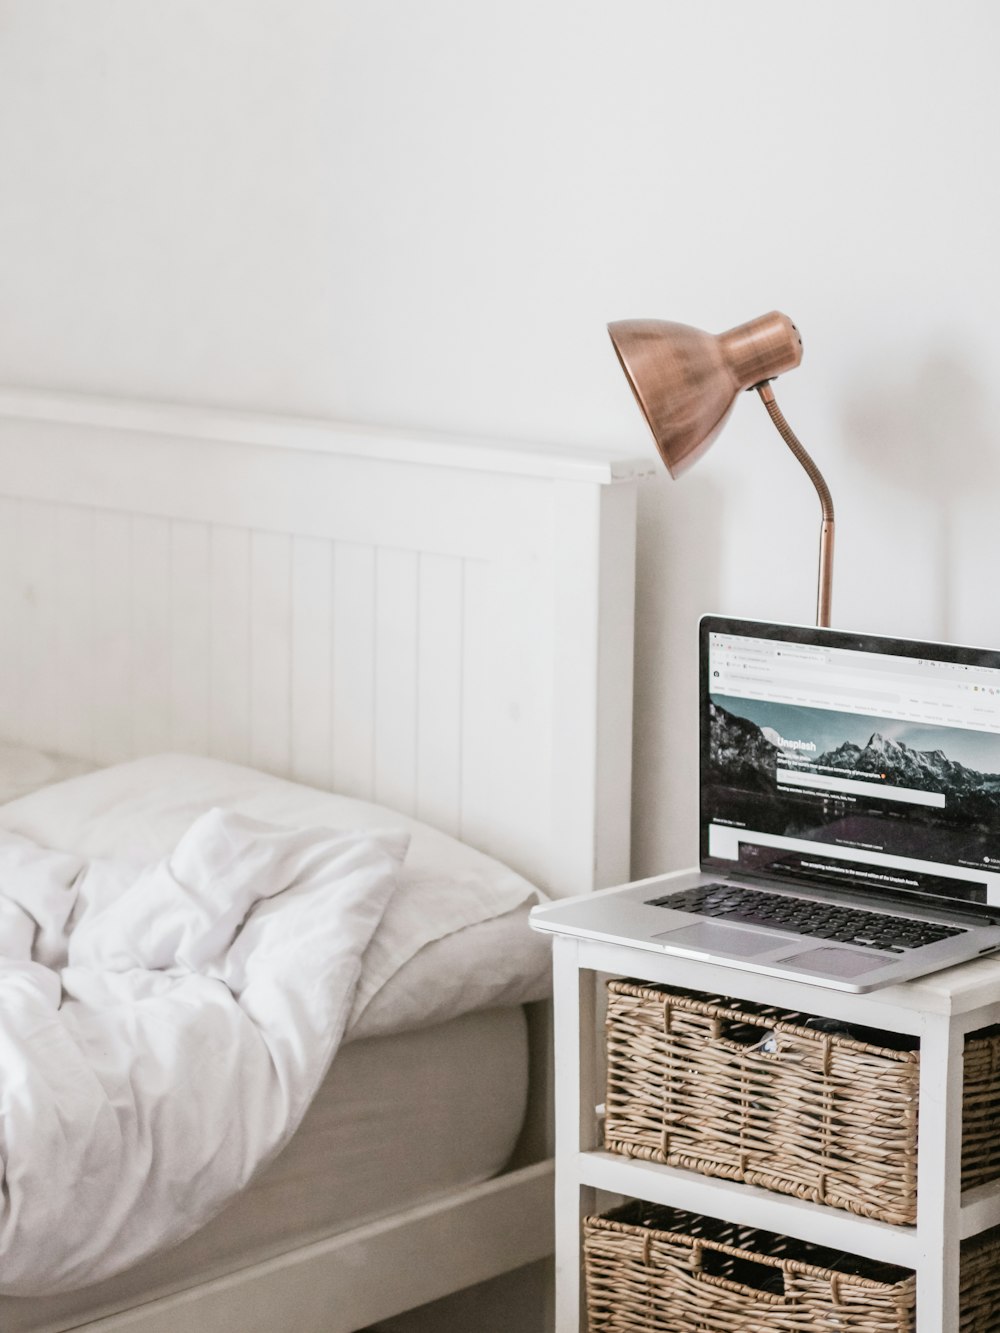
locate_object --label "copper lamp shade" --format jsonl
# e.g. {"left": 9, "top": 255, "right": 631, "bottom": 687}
{"left": 608, "top": 311, "right": 834, "bottom": 626}
{"left": 608, "top": 312, "right": 803, "bottom": 476}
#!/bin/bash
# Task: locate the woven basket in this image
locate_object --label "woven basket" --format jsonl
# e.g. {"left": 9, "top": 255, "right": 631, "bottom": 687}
{"left": 960, "top": 1224, "right": 1000, "bottom": 1331}
{"left": 583, "top": 1201, "right": 915, "bottom": 1332}
{"left": 962, "top": 1023, "right": 1000, "bottom": 1192}
{"left": 605, "top": 980, "right": 921, "bottom": 1225}
{"left": 584, "top": 1204, "right": 1000, "bottom": 1332}
{"left": 604, "top": 981, "right": 1000, "bottom": 1227}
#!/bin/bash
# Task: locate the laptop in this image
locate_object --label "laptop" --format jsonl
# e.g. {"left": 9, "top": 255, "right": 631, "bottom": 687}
{"left": 531, "top": 615, "right": 1000, "bottom": 992}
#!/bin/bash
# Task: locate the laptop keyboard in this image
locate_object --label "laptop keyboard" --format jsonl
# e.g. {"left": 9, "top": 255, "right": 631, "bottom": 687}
{"left": 647, "top": 882, "right": 966, "bottom": 953}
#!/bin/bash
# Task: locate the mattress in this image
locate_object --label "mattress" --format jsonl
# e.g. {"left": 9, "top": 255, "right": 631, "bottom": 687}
{"left": 0, "top": 1004, "right": 529, "bottom": 1332}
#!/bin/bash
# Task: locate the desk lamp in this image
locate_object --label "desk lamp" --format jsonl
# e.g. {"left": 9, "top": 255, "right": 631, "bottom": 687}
{"left": 608, "top": 312, "right": 835, "bottom": 627}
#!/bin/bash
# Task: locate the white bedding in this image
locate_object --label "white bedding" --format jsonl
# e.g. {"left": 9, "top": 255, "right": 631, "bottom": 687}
{"left": 0, "top": 751, "right": 552, "bottom": 1297}
{"left": 0, "top": 753, "right": 553, "bottom": 1041}
{"left": 0, "top": 810, "right": 410, "bottom": 1295}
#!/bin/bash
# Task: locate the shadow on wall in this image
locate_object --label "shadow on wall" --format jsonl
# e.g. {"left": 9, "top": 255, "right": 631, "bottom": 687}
{"left": 631, "top": 469, "right": 724, "bottom": 880}
{"left": 841, "top": 349, "right": 998, "bottom": 642}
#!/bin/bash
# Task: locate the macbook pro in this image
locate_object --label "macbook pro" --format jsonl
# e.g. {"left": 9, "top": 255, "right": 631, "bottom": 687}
{"left": 531, "top": 616, "right": 1000, "bottom": 992}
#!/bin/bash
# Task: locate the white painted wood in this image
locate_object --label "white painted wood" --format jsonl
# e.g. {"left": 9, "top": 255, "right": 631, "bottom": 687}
{"left": 901, "top": 953, "right": 1000, "bottom": 1016}
{"left": 457, "top": 556, "right": 495, "bottom": 855}
{"left": 0, "top": 386, "right": 654, "bottom": 485}
{"left": 169, "top": 520, "right": 211, "bottom": 756}
{"left": 0, "top": 420, "right": 581, "bottom": 563}
{"left": 553, "top": 938, "right": 596, "bottom": 1333}
{"left": 0, "top": 394, "right": 643, "bottom": 898}
{"left": 130, "top": 515, "right": 171, "bottom": 756}
{"left": 415, "top": 552, "right": 463, "bottom": 838}
{"left": 290, "top": 536, "right": 334, "bottom": 790}
{"left": 550, "top": 482, "right": 637, "bottom": 894}
{"left": 332, "top": 541, "right": 376, "bottom": 802}
{"left": 249, "top": 530, "right": 292, "bottom": 775}
{"left": 550, "top": 485, "right": 602, "bottom": 898}
{"left": 18, "top": 500, "right": 61, "bottom": 753}
{"left": 547, "top": 906, "right": 1000, "bottom": 1333}
{"left": 571, "top": 934, "right": 928, "bottom": 1035}
{"left": 457, "top": 544, "right": 557, "bottom": 875}
{"left": 578, "top": 1153, "right": 921, "bottom": 1269}
{"left": 374, "top": 547, "right": 419, "bottom": 816}
{"left": 592, "top": 485, "right": 638, "bottom": 889}
{"left": 56, "top": 1164, "right": 554, "bottom": 1333}
{"left": 209, "top": 525, "right": 252, "bottom": 767}
{"left": 0, "top": 496, "right": 20, "bottom": 742}
{"left": 959, "top": 1178, "right": 1000, "bottom": 1240}
{"left": 914, "top": 1013, "right": 963, "bottom": 1333}
{"left": 93, "top": 511, "right": 134, "bottom": 765}
{"left": 0, "top": 390, "right": 647, "bottom": 1333}
{"left": 53, "top": 505, "right": 95, "bottom": 758}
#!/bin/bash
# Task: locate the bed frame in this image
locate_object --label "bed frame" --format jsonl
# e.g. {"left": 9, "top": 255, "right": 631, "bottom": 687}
{"left": 0, "top": 389, "right": 652, "bottom": 1332}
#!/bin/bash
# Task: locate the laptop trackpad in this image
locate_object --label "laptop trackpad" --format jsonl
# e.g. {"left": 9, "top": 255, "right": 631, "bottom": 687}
{"left": 777, "top": 946, "right": 886, "bottom": 978}
{"left": 655, "top": 921, "right": 788, "bottom": 957}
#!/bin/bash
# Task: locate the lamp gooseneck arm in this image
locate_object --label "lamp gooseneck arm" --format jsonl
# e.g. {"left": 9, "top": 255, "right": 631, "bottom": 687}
{"left": 755, "top": 381, "right": 835, "bottom": 628}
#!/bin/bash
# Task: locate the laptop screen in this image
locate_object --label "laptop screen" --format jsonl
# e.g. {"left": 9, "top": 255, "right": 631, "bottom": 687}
{"left": 700, "top": 616, "right": 1000, "bottom": 917}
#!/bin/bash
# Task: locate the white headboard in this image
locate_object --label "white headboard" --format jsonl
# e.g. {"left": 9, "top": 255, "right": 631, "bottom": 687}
{"left": 0, "top": 390, "right": 653, "bottom": 897}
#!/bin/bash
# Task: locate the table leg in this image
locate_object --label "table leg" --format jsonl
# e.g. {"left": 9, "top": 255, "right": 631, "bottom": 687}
{"left": 552, "top": 939, "right": 598, "bottom": 1333}
{"left": 915, "top": 1011, "right": 963, "bottom": 1332}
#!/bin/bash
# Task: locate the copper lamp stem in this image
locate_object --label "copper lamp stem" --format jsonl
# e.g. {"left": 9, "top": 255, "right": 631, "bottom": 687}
{"left": 755, "top": 382, "right": 835, "bottom": 628}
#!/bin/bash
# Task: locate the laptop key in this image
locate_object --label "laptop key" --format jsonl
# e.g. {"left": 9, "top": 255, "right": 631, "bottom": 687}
{"left": 648, "top": 882, "right": 965, "bottom": 953}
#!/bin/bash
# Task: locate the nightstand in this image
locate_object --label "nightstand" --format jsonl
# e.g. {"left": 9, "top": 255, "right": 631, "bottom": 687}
{"left": 538, "top": 873, "right": 1000, "bottom": 1332}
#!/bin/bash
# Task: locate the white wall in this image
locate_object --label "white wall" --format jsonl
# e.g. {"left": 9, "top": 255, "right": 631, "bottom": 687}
{"left": 2, "top": 0, "right": 999, "bottom": 877}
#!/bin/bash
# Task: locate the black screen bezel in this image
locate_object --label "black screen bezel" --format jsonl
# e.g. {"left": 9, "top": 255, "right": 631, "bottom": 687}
{"left": 699, "top": 614, "right": 1000, "bottom": 920}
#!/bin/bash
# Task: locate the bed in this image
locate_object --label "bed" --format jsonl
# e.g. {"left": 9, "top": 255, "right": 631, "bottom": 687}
{"left": 0, "top": 390, "right": 652, "bottom": 1332}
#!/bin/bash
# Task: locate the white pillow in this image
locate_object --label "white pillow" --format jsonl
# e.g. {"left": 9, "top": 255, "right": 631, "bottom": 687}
{"left": 0, "top": 753, "right": 552, "bottom": 1038}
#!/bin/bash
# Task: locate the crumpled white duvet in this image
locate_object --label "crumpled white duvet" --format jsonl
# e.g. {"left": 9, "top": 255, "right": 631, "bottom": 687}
{"left": 0, "top": 808, "right": 408, "bottom": 1296}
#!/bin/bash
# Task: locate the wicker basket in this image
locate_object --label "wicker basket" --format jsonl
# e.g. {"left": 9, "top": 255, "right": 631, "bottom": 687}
{"left": 583, "top": 1201, "right": 916, "bottom": 1332}
{"left": 584, "top": 1203, "right": 1000, "bottom": 1332}
{"left": 960, "top": 1224, "right": 1000, "bottom": 1331}
{"left": 604, "top": 981, "right": 1000, "bottom": 1226}
{"left": 962, "top": 1022, "right": 1000, "bottom": 1192}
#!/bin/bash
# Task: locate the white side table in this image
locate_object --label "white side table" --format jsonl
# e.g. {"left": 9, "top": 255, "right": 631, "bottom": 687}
{"left": 544, "top": 878, "right": 1000, "bottom": 1333}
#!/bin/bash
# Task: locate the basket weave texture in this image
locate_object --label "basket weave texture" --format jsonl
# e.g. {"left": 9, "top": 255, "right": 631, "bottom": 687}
{"left": 962, "top": 1023, "right": 1000, "bottom": 1192}
{"left": 583, "top": 1201, "right": 916, "bottom": 1332}
{"left": 605, "top": 980, "right": 922, "bottom": 1224}
{"left": 605, "top": 981, "right": 1000, "bottom": 1226}
{"left": 960, "top": 1224, "right": 1000, "bottom": 1331}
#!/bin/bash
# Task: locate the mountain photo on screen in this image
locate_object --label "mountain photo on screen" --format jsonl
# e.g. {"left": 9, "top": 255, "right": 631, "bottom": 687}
{"left": 706, "top": 694, "right": 1000, "bottom": 871}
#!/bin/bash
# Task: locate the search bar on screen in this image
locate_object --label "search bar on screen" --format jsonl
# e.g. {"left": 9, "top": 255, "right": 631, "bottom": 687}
{"left": 775, "top": 767, "right": 945, "bottom": 808}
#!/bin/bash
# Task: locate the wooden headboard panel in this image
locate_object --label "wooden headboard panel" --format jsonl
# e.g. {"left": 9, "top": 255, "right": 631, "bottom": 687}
{"left": 0, "top": 391, "right": 652, "bottom": 897}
